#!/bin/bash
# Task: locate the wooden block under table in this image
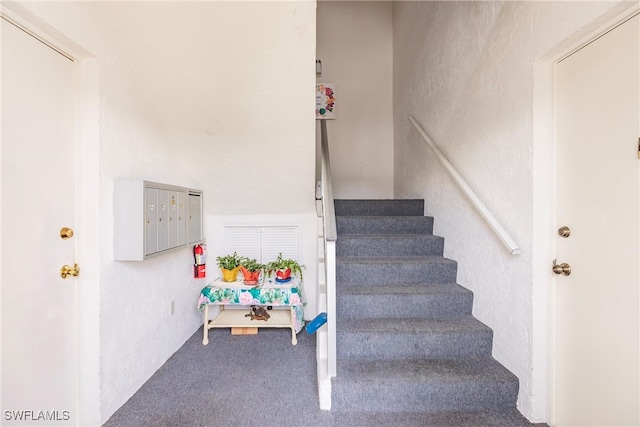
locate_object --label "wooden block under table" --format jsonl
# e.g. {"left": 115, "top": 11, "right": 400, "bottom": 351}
{"left": 231, "top": 327, "right": 258, "bottom": 335}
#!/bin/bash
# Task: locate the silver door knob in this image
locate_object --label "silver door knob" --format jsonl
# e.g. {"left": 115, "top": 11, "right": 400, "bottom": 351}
{"left": 552, "top": 261, "right": 571, "bottom": 276}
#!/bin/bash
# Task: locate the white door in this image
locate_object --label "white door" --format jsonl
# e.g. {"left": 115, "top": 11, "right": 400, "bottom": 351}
{"left": 555, "top": 14, "right": 639, "bottom": 427}
{"left": 1, "top": 18, "right": 79, "bottom": 425}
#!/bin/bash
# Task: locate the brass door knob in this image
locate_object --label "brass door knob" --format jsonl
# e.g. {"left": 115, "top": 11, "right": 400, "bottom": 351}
{"left": 552, "top": 261, "right": 571, "bottom": 276}
{"left": 60, "top": 263, "right": 80, "bottom": 279}
{"left": 558, "top": 226, "right": 571, "bottom": 238}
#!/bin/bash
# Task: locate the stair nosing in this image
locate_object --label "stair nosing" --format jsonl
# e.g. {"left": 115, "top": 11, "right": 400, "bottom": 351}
{"left": 336, "top": 215, "right": 431, "bottom": 219}
{"left": 337, "top": 316, "right": 492, "bottom": 332}
{"left": 337, "top": 256, "right": 456, "bottom": 262}
{"left": 337, "top": 234, "right": 442, "bottom": 239}
{"left": 338, "top": 283, "right": 470, "bottom": 294}
{"left": 335, "top": 356, "right": 518, "bottom": 383}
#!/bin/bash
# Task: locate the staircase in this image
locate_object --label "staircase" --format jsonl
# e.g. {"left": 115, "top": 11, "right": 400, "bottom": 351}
{"left": 331, "top": 199, "right": 535, "bottom": 425}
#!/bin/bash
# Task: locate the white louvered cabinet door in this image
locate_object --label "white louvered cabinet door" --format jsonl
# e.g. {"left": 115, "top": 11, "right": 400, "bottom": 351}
{"left": 221, "top": 226, "right": 300, "bottom": 264}
{"left": 223, "top": 227, "right": 261, "bottom": 260}
{"left": 261, "top": 227, "right": 298, "bottom": 263}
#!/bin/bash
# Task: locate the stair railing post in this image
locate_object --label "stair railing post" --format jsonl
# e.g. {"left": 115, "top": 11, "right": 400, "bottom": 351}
{"left": 320, "top": 120, "right": 337, "bottom": 379}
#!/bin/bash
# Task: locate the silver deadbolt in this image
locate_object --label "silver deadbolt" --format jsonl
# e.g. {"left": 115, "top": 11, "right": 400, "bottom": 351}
{"left": 558, "top": 226, "right": 571, "bottom": 238}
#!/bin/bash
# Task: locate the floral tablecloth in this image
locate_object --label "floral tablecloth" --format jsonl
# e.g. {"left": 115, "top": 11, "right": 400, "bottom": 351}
{"left": 197, "top": 277, "right": 305, "bottom": 333}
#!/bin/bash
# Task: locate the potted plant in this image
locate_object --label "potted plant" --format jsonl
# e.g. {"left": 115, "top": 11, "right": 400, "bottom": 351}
{"left": 216, "top": 252, "right": 243, "bottom": 282}
{"left": 266, "top": 253, "right": 305, "bottom": 283}
{"left": 239, "top": 257, "right": 265, "bottom": 285}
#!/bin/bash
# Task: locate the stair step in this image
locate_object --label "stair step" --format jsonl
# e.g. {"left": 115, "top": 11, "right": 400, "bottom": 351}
{"left": 336, "top": 234, "right": 444, "bottom": 257}
{"left": 337, "top": 216, "right": 434, "bottom": 235}
{"left": 332, "top": 408, "right": 537, "bottom": 427}
{"left": 335, "top": 199, "right": 424, "bottom": 216}
{"left": 337, "top": 316, "right": 493, "bottom": 359}
{"left": 333, "top": 357, "right": 519, "bottom": 413}
{"left": 337, "top": 257, "right": 457, "bottom": 285}
{"left": 337, "top": 283, "right": 473, "bottom": 319}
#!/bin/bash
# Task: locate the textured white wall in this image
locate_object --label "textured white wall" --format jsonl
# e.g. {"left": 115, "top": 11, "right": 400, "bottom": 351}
{"left": 316, "top": 1, "right": 393, "bottom": 199}
{"left": 393, "top": 1, "right": 625, "bottom": 421}
{"left": 12, "top": 1, "right": 316, "bottom": 424}
{"left": 90, "top": 1, "right": 317, "bottom": 217}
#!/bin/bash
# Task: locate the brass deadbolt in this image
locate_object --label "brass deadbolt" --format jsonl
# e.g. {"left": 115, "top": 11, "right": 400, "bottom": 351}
{"left": 60, "top": 227, "right": 74, "bottom": 239}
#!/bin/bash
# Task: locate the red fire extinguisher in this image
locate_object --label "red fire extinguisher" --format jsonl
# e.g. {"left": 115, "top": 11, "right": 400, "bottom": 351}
{"left": 193, "top": 243, "right": 206, "bottom": 278}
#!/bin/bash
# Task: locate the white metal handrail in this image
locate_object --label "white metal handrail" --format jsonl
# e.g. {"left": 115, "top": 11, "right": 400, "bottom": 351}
{"left": 408, "top": 115, "right": 521, "bottom": 255}
{"left": 319, "top": 120, "right": 337, "bottom": 379}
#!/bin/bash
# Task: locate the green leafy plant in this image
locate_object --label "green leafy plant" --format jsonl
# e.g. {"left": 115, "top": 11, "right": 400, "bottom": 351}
{"left": 265, "top": 253, "right": 305, "bottom": 281}
{"left": 240, "top": 257, "right": 265, "bottom": 273}
{"left": 216, "top": 252, "right": 243, "bottom": 270}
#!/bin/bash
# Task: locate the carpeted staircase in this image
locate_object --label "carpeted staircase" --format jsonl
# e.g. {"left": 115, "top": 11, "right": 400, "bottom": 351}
{"left": 331, "top": 199, "right": 526, "bottom": 423}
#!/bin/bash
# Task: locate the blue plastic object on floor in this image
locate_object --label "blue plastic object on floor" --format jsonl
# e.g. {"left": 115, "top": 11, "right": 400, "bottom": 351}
{"left": 305, "top": 312, "right": 327, "bottom": 334}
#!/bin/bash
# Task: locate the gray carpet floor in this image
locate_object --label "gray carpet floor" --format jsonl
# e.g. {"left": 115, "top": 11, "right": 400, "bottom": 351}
{"left": 104, "top": 327, "right": 548, "bottom": 427}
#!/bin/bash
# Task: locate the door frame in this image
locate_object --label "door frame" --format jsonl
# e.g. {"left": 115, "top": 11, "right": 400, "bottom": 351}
{"left": 0, "top": 3, "right": 102, "bottom": 425}
{"left": 531, "top": 3, "right": 640, "bottom": 424}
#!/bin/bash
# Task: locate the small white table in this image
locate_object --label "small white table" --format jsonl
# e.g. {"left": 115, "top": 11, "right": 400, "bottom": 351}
{"left": 197, "top": 278, "right": 304, "bottom": 346}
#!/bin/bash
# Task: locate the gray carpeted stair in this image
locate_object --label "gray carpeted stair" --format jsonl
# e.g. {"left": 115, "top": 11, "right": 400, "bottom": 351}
{"left": 333, "top": 199, "right": 520, "bottom": 418}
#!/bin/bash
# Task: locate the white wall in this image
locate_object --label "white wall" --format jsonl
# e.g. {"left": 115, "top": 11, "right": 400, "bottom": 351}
{"left": 88, "top": 1, "right": 318, "bottom": 217}
{"left": 10, "top": 1, "right": 316, "bottom": 424}
{"left": 393, "top": 1, "right": 627, "bottom": 421}
{"left": 316, "top": 1, "right": 393, "bottom": 199}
